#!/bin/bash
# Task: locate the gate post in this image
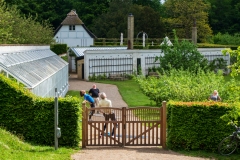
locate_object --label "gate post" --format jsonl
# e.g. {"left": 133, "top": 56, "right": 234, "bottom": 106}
{"left": 122, "top": 107, "right": 126, "bottom": 147}
{"left": 82, "top": 101, "right": 87, "bottom": 148}
{"left": 161, "top": 101, "right": 167, "bottom": 149}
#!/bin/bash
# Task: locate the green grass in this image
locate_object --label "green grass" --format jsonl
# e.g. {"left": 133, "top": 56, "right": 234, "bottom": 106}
{"left": 61, "top": 55, "right": 68, "bottom": 62}
{"left": 66, "top": 90, "right": 80, "bottom": 98}
{"left": 89, "top": 79, "right": 156, "bottom": 107}
{"left": 176, "top": 149, "right": 240, "bottom": 160}
{"left": 0, "top": 127, "right": 78, "bottom": 160}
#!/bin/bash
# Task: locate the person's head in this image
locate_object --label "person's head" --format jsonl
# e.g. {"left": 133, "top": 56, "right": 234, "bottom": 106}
{"left": 100, "top": 92, "right": 107, "bottom": 99}
{"left": 213, "top": 90, "right": 218, "bottom": 95}
{"left": 80, "top": 90, "right": 86, "bottom": 97}
{"left": 92, "top": 84, "right": 96, "bottom": 89}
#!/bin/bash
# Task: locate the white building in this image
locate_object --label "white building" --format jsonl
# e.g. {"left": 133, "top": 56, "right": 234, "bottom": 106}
{"left": 54, "top": 10, "right": 97, "bottom": 47}
{"left": 68, "top": 48, "right": 230, "bottom": 81}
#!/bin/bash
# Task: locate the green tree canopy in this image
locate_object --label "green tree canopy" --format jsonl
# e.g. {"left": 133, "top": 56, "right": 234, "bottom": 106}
{"left": 0, "top": 0, "right": 53, "bottom": 44}
{"left": 162, "top": 0, "right": 212, "bottom": 42}
{"left": 91, "top": 0, "right": 165, "bottom": 38}
{"left": 207, "top": 0, "right": 240, "bottom": 34}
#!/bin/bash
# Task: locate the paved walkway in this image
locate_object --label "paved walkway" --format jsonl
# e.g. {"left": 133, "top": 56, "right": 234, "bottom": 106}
{"left": 69, "top": 74, "right": 209, "bottom": 160}
{"left": 68, "top": 74, "right": 128, "bottom": 108}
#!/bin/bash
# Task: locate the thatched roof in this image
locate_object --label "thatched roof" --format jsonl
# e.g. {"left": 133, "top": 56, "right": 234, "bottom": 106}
{"left": 54, "top": 10, "right": 97, "bottom": 38}
{"left": 61, "top": 10, "right": 84, "bottom": 25}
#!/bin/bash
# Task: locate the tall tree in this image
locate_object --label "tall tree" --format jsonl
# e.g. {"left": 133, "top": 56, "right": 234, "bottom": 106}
{"left": 0, "top": 0, "right": 53, "bottom": 44}
{"left": 91, "top": 0, "right": 165, "bottom": 38}
{"left": 132, "top": 0, "right": 163, "bottom": 13}
{"left": 163, "top": 0, "right": 212, "bottom": 42}
{"left": 5, "top": 0, "right": 73, "bottom": 29}
{"left": 4, "top": 0, "right": 110, "bottom": 31}
{"left": 207, "top": 0, "right": 240, "bottom": 34}
{"left": 72, "top": 0, "right": 109, "bottom": 30}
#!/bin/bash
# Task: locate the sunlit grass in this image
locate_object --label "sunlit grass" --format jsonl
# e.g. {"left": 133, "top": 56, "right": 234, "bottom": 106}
{"left": 0, "top": 127, "right": 78, "bottom": 160}
{"left": 92, "top": 79, "right": 156, "bottom": 107}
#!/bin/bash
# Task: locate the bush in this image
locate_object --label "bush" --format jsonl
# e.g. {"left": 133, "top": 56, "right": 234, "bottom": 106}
{"left": 167, "top": 101, "right": 233, "bottom": 152}
{"left": 50, "top": 44, "right": 67, "bottom": 55}
{"left": 212, "top": 32, "right": 240, "bottom": 45}
{"left": 156, "top": 30, "right": 209, "bottom": 73}
{"left": 136, "top": 68, "right": 240, "bottom": 105}
{"left": 0, "top": 74, "right": 81, "bottom": 147}
{"left": 148, "top": 45, "right": 161, "bottom": 49}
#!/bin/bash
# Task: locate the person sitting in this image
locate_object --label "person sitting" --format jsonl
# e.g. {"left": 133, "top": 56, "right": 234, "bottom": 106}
{"left": 208, "top": 90, "right": 221, "bottom": 101}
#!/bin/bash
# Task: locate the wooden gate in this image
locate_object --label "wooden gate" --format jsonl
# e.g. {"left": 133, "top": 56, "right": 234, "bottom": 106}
{"left": 82, "top": 101, "right": 166, "bottom": 148}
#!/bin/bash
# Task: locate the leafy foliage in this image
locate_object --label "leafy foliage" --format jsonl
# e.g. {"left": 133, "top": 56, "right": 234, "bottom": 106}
{"left": 0, "top": 74, "right": 81, "bottom": 147}
{"left": 212, "top": 32, "right": 240, "bottom": 45}
{"left": 207, "top": 0, "right": 240, "bottom": 34}
{"left": 162, "top": 0, "right": 212, "bottom": 42}
{"left": 50, "top": 44, "right": 67, "bottom": 55}
{"left": 156, "top": 30, "right": 209, "bottom": 72}
{"left": 136, "top": 68, "right": 240, "bottom": 105}
{"left": 222, "top": 46, "right": 240, "bottom": 77}
{"left": 0, "top": 0, "right": 53, "bottom": 44}
{"left": 91, "top": 0, "right": 165, "bottom": 38}
{"left": 167, "top": 101, "right": 233, "bottom": 151}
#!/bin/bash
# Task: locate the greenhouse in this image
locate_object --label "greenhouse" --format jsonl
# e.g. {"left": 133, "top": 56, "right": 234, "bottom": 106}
{"left": 0, "top": 46, "right": 68, "bottom": 97}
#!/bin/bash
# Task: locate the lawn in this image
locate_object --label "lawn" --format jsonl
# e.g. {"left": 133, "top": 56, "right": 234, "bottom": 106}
{"left": 0, "top": 127, "right": 79, "bottom": 160}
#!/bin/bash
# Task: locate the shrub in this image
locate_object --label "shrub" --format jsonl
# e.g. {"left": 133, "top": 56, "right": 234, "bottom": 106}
{"left": 50, "top": 44, "right": 67, "bottom": 55}
{"left": 135, "top": 68, "right": 240, "bottom": 105}
{"left": 156, "top": 30, "right": 209, "bottom": 73}
{"left": 167, "top": 101, "right": 233, "bottom": 152}
{"left": 0, "top": 74, "right": 81, "bottom": 147}
{"left": 212, "top": 32, "right": 240, "bottom": 45}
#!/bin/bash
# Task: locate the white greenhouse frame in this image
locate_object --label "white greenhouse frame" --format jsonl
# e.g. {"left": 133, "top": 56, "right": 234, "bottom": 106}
{"left": 0, "top": 46, "right": 69, "bottom": 97}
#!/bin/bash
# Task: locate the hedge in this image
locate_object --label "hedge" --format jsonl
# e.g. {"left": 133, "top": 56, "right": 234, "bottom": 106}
{"left": 0, "top": 74, "right": 81, "bottom": 147}
{"left": 167, "top": 101, "right": 233, "bottom": 152}
{"left": 50, "top": 44, "right": 67, "bottom": 55}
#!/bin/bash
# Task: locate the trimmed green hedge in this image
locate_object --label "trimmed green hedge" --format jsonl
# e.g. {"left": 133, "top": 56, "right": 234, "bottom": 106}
{"left": 148, "top": 45, "right": 161, "bottom": 49}
{"left": 50, "top": 44, "right": 67, "bottom": 55}
{"left": 0, "top": 74, "right": 81, "bottom": 147}
{"left": 167, "top": 101, "right": 233, "bottom": 152}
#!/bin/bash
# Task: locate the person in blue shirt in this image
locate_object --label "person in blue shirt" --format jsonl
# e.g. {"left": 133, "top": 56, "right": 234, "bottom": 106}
{"left": 80, "top": 90, "right": 95, "bottom": 120}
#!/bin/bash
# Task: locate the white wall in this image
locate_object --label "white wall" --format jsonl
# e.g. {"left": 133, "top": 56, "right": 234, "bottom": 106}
{"left": 84, "top": 50, "right": 164, "bottom": 80}
{"left": 54, "top": 25, "right": 94, "bottom": 47}
{"left": 83, "top": 48, "right": 230, "bottom": 81}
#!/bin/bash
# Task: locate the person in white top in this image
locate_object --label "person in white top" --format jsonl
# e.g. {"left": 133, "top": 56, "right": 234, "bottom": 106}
{"left": 99, "top": 92, "right": 117, "bottom": 138}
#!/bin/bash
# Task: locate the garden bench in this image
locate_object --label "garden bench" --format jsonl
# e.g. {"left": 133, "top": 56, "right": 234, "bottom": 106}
{"left": 148, "top": 72, "right": 160, "bottom": 78}
{"left": 109, "top": 74, "right": 125, "bottom": 80}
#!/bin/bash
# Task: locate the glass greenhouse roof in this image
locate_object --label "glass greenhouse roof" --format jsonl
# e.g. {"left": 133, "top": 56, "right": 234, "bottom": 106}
{"left": 0, "top": 49, "right": 68, "bottom": 88}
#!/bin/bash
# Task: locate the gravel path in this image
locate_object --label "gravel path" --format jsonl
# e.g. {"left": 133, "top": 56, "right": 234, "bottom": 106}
{"left": 69, "top": 74, "right": 210, "bottom": 160}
